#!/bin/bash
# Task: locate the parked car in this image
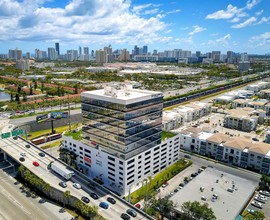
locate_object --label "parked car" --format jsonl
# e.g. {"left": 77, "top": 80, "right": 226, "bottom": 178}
{"left": 81, "top": 196, "right": 90, "bottom": 203}
{"left": 255, "top": 196, "right": 266, "bottom": 203}
{"left": 184, "top": 154, "right": 191, "bottom": 159}
{"left": 162, "top": 182, "right": 169, "bottom": 188}
{"left": 59, "top": 181, "right": 67, "bottom": 188}
{"left": 25, "top": 144, "right": 31, "bottom": 148}
{"left": 73, "top": 183, "right": 81, "bottom": 189}
{"left": 134, "top": 203, "right": 141, "bottom": 209}
{"left": 121, "top": 213, "right": 131, "bottom": 220}
{"left": 259, "top": 190, "right": 270, "bottom": 196}
{"left": 126, "top": 209, "right": 137, "bottom": 217}
{"left": 107, "top": 197, "right": 116, "bottom": 204}
{"left": 251, "top": 201, "right": 263, "bottom": 209}
{"left": 32, "top": 161, "right": 39, "bottom": 167}
{"left": 99, "top": 202, "right": 109, "bottom": 209}
{"left": 90, "top": 192, "right": 99, "bottom": 200}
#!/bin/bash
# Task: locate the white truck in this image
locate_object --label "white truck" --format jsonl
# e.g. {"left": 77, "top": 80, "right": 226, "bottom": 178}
{"left": 49, "top": 161, "right": 74, "bottom": 180}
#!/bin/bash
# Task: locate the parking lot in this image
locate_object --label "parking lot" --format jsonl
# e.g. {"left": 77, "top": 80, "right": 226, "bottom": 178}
{"left": 247, "top": 191, "right": 270, "bottom": 218}
{"left": 168, "top": 167, "right": 258, "bottom": 220}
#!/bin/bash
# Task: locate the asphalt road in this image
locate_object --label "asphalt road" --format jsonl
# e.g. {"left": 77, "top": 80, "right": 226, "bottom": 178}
{"left": 0, "top": 168, "right": 72, "bottom": 220}
{"left": 10, "top": 109, "right": 81, "bottom": 125}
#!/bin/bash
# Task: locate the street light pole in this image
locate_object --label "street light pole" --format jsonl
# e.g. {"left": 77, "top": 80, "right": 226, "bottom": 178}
{"left": 68, "top": 94, "right": 71, "bottom": 131}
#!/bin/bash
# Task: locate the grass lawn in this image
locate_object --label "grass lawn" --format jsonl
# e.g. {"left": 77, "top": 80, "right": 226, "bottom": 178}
{"left": 26, "top": 123, "right": 82, "bottom": 140}
{"left": 41, "top": 140, "right": 62, "bottom": 149}
{"left": 129, "top": 159, "right": 192, "bottom": 204}
{"left": 161, "top": 131, "right": 176, "bottom": 141}
{"left": 64, "top": 129, "right": 82, "bottom": 140}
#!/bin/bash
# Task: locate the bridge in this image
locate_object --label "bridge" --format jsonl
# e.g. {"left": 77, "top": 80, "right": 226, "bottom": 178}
{"left": 0, "top": 136, "right": 153, "bottom": 220}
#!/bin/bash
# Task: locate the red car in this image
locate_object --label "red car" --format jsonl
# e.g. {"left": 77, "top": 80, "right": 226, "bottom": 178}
{"left": 33, "top": 161, "right": 39, "bottom": 167}
{"left": 135, "top": 203, "right": 141, "bottom": 209}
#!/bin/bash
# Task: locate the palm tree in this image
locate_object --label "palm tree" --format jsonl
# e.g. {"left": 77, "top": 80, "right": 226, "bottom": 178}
{"left": 63, "top": 190, "right": 71, "bottom": 207}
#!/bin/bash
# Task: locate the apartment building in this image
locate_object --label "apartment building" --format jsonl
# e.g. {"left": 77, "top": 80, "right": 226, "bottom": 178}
{"left": 179, "top": 127, "right": 270, "bottom": 175}
{"left": 62, "top": 84, "right": 180, "bottom": 195}
{"left": 224, "top": 108, "right": 266, "bottom": 132}
{"left": 232, "top": 99, "right": 268, "bottom": 110}
{"left": 247, "top": 82, "right": 270, "bottom": 92}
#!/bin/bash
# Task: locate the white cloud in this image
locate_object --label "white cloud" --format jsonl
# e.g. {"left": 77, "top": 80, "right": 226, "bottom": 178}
{"left": 232, "top": 17, "right": 257, "bottom": 28}
{"left": 208, "top": 34, "right": 231, "bottom": 47}
{"left": 0, "top": 0, "right": 168, "bottom": 46}
{"left": 229, "top": 17, "right": 240, "bottom": 23}
{"left": 245, "top": 0, "right": 260, "bottom": 9}
{"left": 250, "top": 32, "right": 270, "bottom": 47}
{"left": 167, "top": 9, "right": 181, "bottom": 14}
{"left": 255, "top": 9, "right": 264, "bottom": 16}
{"left": 257, "top": 16, "right": 270, "bottom": 24}
{"left": 206, "top": 4, "right": 241, "bottom": 20}
{"left": 188, "top": 25, "right": 206, "bottom": 36}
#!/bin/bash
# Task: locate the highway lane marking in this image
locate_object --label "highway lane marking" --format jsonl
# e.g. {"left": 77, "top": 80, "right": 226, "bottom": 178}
{"left": 0, "top": 185, "right": 31, "bottom": 215}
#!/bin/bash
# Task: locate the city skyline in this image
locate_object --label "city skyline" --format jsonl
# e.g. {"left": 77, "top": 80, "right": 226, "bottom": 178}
{"left": 0, "top": 0, "right": 269, "bottom": 54}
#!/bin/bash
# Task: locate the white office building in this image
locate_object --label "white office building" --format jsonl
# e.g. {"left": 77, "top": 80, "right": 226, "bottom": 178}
{"left": 62, "top": 84, "right": 180, "bottom": 195}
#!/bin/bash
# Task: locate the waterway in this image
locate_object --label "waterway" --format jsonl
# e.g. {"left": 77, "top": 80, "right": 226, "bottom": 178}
{"left": 0, "top": 92, "right": 10, "bottom": 101}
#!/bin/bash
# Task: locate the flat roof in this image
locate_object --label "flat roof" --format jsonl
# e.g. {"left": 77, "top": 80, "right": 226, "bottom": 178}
{"left": 171, "top": 168, "right": 257, "bottom": 220}
{"left": 81, "top": 85, "right": 162, "bottom": 105}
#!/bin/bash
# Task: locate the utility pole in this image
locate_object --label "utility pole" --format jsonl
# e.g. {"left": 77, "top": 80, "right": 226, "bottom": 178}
{"left": 68, "top": 94, "right": 71, "bottom": 131}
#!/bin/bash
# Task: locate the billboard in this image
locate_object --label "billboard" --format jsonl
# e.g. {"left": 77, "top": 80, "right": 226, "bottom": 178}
{"left": 36, "top": 114, "right": 49, "bottom": 123}
{"left": 51, "top": 111, "right": 69, "bottom": 119}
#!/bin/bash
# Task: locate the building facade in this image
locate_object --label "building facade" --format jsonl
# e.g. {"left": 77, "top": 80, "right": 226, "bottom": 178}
{"left": 62, "top": 84, "right": 180, "bottom": 195}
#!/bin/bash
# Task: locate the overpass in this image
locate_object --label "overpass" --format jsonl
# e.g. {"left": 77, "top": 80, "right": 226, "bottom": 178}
{"left": 0, "top": 136, "right": 153, "bottom": 220}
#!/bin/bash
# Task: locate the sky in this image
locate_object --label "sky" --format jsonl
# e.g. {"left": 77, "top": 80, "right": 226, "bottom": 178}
{"left": 0, "top": 0, "right": 269, "bottom": 55}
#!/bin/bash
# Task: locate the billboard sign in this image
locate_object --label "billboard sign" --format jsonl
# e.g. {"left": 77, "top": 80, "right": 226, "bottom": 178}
{"left": 36, "top": 114, "right": 49, "bottom": 123}
{"left": 51, "top": 112, "right": 69, "bottom": 119}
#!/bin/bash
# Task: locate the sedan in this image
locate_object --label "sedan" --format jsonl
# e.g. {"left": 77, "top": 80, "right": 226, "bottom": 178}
{"left": 32, "top": 161, "right": 39, "bottom": 167}
{"left": 90, "top": 192, "right": 99, "bottom": 200}
{"left": 107, "top": 197, "right": 116, "bottom": 204}
{"left": 25, "top": 144, "right": 31, "bottom": 148}
{"left": 121, "top": 213, "right": 130, "bottom": 220}
{"left": 73, "top": 183, "right": 81, "bottom": 189}
{"left": 20, "top": 152, "right": 26, "bottom": 157}
{"left": 39, "top": 152, "right": 46, "bottom": 157}
{"left": 251, "top": 201, "right": 263, "bottom": 209}
{"left": 59, "top": 181, "right": 67, "bottom": 188}
{"left": 126, "top": 209, "right": 137, "bottom": 217}
{"left": 19, "top": 157, "right": 25, "bottom": 162}
{"left": 81, "top": 196, "right": 90, "bottom": 203}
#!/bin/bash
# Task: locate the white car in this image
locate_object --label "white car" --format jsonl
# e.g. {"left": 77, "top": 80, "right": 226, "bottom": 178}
{"left": 251, "top": 201, "right": 263, "bottom": 209}
{"left": 73, "top": 183, "right": 81, "bottom": 189}
{"left": 20, "top": 152, "right": 26, "bottom": 157}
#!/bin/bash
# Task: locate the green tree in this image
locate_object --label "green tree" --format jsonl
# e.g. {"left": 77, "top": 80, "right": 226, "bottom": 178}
{"left": 22, "top": 93, "right": 27, "bottom": 102}
{"left": 64, "top": 190, "right": 71, "bottom": 207}
{"left": 10, "top": 93, "right": 14, "bottom": 102}
{"left": 30, "top": 84, "right": 33, "bottom": 95}
{"left": 15, "top": 93, "right": 20, "bottom": 102}
{"left": 34, "top": 80, "right": 37, "bottom": 90}
{"left": 17, "top": 85, "right": 22, "bottom": 94}
{"left": 153, "top": 197, "right": 175, "bottom": 220}
{"left": 180, "top": 201, "right": 216, "bottom": 220}
{"left": 41, "top": 82, "right": 44, "bottom": 93}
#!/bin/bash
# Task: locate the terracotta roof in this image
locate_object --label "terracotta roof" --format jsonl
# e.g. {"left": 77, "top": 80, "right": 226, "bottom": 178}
{"left": 206, "top": 133, "right": 231, "bottom": 144}
{"left": 249, "top": 142, "right": 270, "bottom": 155}
{"left": 223, "top": 137, "right": 250, "bottom": 150}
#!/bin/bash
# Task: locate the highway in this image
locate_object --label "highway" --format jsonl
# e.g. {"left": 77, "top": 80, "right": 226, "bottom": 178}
{"left": 0, "top": 168, "right": 72, "bottom": 220}
{"left": 0, "top": 137, "right": 150, "bottom": 220}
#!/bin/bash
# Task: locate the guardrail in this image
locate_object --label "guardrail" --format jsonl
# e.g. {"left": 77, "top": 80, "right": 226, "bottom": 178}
{"left": 17, "top": 136, "right": 154, "bottom": 220}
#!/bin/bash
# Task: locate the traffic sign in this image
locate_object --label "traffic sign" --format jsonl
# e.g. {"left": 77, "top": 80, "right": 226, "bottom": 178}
{"left": 11, "top": 129, "right": 24, "bottom": 136}
{"left": 1, "top": 132, "right": 11, "bottom": 139}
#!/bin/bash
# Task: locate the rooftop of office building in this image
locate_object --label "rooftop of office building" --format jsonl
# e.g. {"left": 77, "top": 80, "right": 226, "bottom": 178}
{"left": 81, "top": 83, "right": 162, "bottom": 104}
